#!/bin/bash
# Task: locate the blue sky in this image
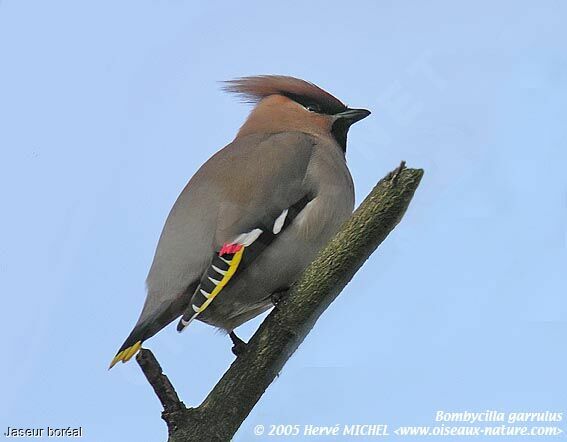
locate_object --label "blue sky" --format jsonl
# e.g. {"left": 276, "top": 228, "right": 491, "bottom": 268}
{"left": 1, "top": 1, "right": 566, "bottom": 441}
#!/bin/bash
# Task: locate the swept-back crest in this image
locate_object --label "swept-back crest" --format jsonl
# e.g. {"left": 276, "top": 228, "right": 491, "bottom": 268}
{"left": 223, "top": 75, "right": 347, "bottom": 115}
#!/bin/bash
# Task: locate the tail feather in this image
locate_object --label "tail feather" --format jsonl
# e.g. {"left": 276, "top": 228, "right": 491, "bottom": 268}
{"left": 109, "top": 340, "right": 142, "bottom": 369}
{"left": 109, "top": 288, "right": 195, "bottom": 370}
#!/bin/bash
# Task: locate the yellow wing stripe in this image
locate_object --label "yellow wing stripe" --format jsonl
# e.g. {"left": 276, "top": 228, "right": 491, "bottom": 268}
{"left": 109, "top": 340, "right": 142, "bottom": 369}
{"left": 195, "top": 247, "right": 245, "bottom": 315}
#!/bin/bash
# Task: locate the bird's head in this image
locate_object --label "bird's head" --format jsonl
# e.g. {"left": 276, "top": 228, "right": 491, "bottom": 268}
{"left": 224, "top": 75, "right": 370, "bottom": 152}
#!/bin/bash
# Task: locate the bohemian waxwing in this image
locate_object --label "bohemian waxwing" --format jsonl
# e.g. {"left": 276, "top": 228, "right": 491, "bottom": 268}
{"left": 110, "top": 75, "right": 370, "bottom": 368}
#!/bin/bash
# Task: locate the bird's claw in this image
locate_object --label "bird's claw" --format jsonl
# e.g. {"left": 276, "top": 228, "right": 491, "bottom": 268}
{"left": 271, "top": 289, "right": 289, "bottom": 308}
{"left": 229, "top": 331, "right": 248, "bottom": 357}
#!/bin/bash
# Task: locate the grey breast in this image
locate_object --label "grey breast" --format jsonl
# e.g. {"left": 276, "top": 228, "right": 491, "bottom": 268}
{"left": 199, "top": 135, "right": 355, "bottom": 330}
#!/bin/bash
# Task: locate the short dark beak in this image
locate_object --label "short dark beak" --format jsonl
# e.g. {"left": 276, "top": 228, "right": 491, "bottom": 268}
{"left": 336, "top": 108, "right": 371, "bottom": 125}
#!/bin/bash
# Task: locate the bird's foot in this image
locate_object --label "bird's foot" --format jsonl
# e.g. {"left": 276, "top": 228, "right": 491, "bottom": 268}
{"left": 271, "top": 289, "right": 289, "bottom": 308}
{"left": 229, "top": 331, "right": 248, "bottom": 357}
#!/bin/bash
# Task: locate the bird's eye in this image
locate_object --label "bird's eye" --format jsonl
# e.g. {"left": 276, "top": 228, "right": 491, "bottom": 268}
{"left": 305, "top": 103, "right": 322, "bottom": 113}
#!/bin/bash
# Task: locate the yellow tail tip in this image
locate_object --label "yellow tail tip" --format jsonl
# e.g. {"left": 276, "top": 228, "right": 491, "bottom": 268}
{"left": 108, "top": 341, "right": 142, "bottom": 370}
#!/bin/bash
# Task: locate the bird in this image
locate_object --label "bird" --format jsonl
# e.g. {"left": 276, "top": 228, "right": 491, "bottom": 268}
{"left": 110, "top": 75, "right": 370, "bottom": 368}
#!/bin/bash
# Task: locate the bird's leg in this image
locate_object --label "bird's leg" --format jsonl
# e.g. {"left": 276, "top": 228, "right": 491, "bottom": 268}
{"left": 229, "top": 331, "right": 248, "bottom": 357}
{"left": 270, "top": 288, "right": 289, "bottom": 308}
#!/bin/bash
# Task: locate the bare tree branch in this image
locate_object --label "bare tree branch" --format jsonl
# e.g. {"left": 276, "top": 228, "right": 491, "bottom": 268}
{"left": 137, "top": 163, "right": 424, "bottom": 441}
{"left": 136, "top": 349, "right": 184, "bottom": 413}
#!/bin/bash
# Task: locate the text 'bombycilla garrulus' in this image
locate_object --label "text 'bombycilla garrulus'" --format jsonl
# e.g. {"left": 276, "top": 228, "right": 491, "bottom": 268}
{"left": 110, "top": 75, "right": 370, "bottom": 368}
